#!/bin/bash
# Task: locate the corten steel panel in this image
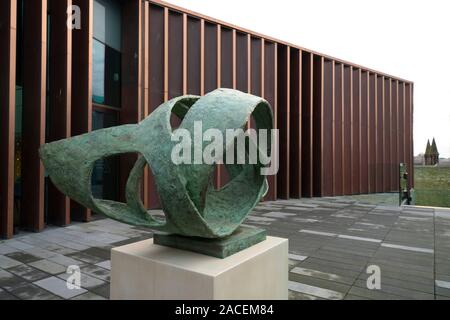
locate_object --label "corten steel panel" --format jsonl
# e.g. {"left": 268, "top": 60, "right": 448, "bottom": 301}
{"left": 391, "top": 80, "right": 399, "bottom": 190}
{"left": 247, "top": 35, "right": 251, "bottom": 97}
{"left": 398, "top": 82, "right": 405, "bottom": 165}
{"left": 251, "top": 37, "right": 262, "bottom": 96}
{"left": 263, "top": 41, "right": 277, "bottom": 201}
{"left": 301, "top": 52, "right": 313, "bottom": 197}
{"left": 276, "top": 44, "right": 290, "bottom": 199}
{"left": 204, "top": 22, "right": 218, "bottom": 94}
{"left": 215, "top": 24, "right": 224, "bottom": 189}
{"left": 0, "top": 0, "right": 16, "bottom": 239}
{"left": 351, "top": 68, "right": 361, "bottom": 194}
{"left": 334, "top": 63, "right": 343, "bottom": 196}
{"left": 182, "top": 13, "right": 187, "bottom": 95}
{"left": 147, "top": 3, "right": 165, "bottom": 209}
{"left": 201, "top": 21, "right": 219, "bottom": 187}
{"left": 368, "top": 73, "right": 376, "bottom": 193}
{"left": 289, "top": 47, "right": 301, "bottom": 198}
{"left": 147, "top": 5, "right": 165, "bottom": 209}
{"left": 186, "top": 16, "right": 201, "bottom": 95}
{"left": 261, "top": 39, "right": 264, "bottom": 100}
{"left": 322, "top": 59, "right": 333, "bottom": 197}
{"left": 343, "top": 66, "right": 352, "bottom": 195}
{"left": 236, "top": 32, "right": 248, "bottom": 93}
{"left": 200, "top": 19, "right": 204, "bottom": 94}
{"left": 71, "top": 0, "right": 92, "bottom": 221}
{"left": 47, "top": 0, "right": 72, "bottom": 226}
{"left": 376, "top": 75, "right": 384, "bottom": 192}
{"left": 217, "top": 26, "right": 233, "bottom": 188}
{"left": 312, "top": 56, "right": 323, "bottom": 197}
{"left": 216, "top": 25, "right": 221, "bottom": 89}
{"left": 199, "top": 21, "right": 220, "bottom": 187}
{"left": 21, "top": 0, "right": 47, "bottom": 232}
{"left": 405, "top": 83, "right": 412, "bottom": 189}
{"left": 164, "top": 8, "right": 169, "bottom": 101}
{"left": 149, "top": 4, "right": 165, "bottom": 108}
{"left": 232, "top": 30, "right": 237, "bottom": 88}
{"left": 168, "top": 10, "right": 183, "bottom": 99}
{"left": 360, "top": 71, "right": 369, "bottom": 194}
{"left": 249, "top": 37, "right": 262, "bottom": 136}
{"left": 220, "top": 27, "right": 233, "bottom": 89}
{"left": 142, "top": 1, "right": 150, "bottom": 207}
{"left": 384, "top": 77, "right": 392, "bottom": 191}
{"left": 119, "top": 0, "right": 143, "bottom": 205}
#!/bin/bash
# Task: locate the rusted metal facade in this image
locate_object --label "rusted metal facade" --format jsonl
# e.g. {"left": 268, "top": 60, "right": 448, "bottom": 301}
{"left": 0, "top": 0, "right": 414, "bottom": 238}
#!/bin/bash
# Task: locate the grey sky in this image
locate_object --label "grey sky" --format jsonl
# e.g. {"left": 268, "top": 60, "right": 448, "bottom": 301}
{"left": 165, "top": 0, "right": 450, "bottom": 158}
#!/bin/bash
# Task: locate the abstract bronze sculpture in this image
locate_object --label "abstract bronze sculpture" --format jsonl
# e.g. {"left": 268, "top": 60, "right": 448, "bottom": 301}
{"left": 40, "top": 89, "right": 274, "bottom": 258}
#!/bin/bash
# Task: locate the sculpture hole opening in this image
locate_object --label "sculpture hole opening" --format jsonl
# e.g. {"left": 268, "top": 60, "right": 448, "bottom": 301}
{"left": 91, "top": 153, "right": 141, "bottom": 203}
{"left": 91, "top": 154, "right": 121, "bottom": 202}
{"left": 170, "top": 111, "right": 182, "bottom": 131}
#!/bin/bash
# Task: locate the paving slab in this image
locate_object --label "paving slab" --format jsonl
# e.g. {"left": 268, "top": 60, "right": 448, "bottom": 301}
{"left": 90, "top": 283, "right": 110, "bottom": 299}
{"left": 291, "top": 267, "right": 356, "bottom": 285}
{"left": 71, "top": 291, "right": 107, "bottom": 300}
{"left": 4, "top": 240, "right": 34, "bottom": 251}
{"left": 289, "top": 273, "right": 351, "bottom": 295}
{"left": 34, "top": 276, "right": 86, "bottom": 299}
{"left": 0, "top": 255, "right": 23, "bottom": 269}
{"left": 352, "top": 279, "right": 435, "bottom": 300}
{"left": 0, "top": 269, "right": 29, "bottom": 291}
{"left": 7, "top": 264, "right": 49, "bottom": 282}
{"left": 66, "top": 252, "right": 104, "bottom": 265}
{"left": 288, "top": 290, "right": 325, "bottom": 300}
{"left": 47, "top": 254, "right": 86, "bottom": 268}
{"left": 5, "top": 251, "right": 41, "bottom": 264}
{"left": 0, "top": 244, "right": 19, "bottom": 255}
{"left": 80, "top": 265, "right": 110, "bottom": 282}
{"left": 288, "top": 281, "right": 344, "bottom": 300}
{"left": 58, "top": 272, "right": 106, "bottom": 289}
{"left": 0, "top": 288, "right": 17, "bottom": 300}
{"left": 8, "top": 282, "right": 61, "bottom": 300}
{"left": 28, "top": 260, "right": 67, "bottom": 275}
{"left": 95, "top": 260, "right": 111, "bottom": 270}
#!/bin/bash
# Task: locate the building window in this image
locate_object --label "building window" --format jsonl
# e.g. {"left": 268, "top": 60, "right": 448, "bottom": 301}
{"left": 91, "top": 0, "right": 123, "bottom": 202}
{"left": 93, "top": 0, "right": 122, "bottom": 108}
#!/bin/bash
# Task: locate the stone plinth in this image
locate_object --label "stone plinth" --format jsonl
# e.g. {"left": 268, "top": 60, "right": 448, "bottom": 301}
{"left": 110, "top": 237, "right": 288, "bottom": 300}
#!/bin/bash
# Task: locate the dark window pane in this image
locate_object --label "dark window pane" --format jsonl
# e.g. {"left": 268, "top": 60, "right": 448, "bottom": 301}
{"left": 104, "top": 46, "right": 121, "bottom": 108}
{"left": 93, "top": 39, "right": 106, "bottom": 105}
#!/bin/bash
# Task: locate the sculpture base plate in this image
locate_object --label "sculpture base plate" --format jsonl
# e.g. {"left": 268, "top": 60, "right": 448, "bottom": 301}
{"left": 153, "top": 225, "right": 266, "bottom": 259}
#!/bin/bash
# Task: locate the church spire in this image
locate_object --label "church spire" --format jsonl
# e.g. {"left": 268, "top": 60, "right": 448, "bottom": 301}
{"left": 431, "top": 138, "right": 439, "bottom": 155}
{"left": 425, "top": 139, "right": 431, "bottom": 155}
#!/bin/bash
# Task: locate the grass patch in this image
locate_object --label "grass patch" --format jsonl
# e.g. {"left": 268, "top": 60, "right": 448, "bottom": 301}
{"left": 414, "top": 166, "right": 450, "bottom": 208}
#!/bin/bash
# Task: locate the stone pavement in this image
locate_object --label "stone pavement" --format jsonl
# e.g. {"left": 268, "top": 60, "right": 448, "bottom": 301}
{"left": 1, "top": 196, "right": 450, "bottom": 300}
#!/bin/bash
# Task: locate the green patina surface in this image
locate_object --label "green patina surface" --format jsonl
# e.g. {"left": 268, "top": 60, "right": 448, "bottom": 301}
{"left": 154, "top": 225, "right": 266, "bottom": 259}
{"left": 39, "top": 89, "right": 273, "bottom": 257}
